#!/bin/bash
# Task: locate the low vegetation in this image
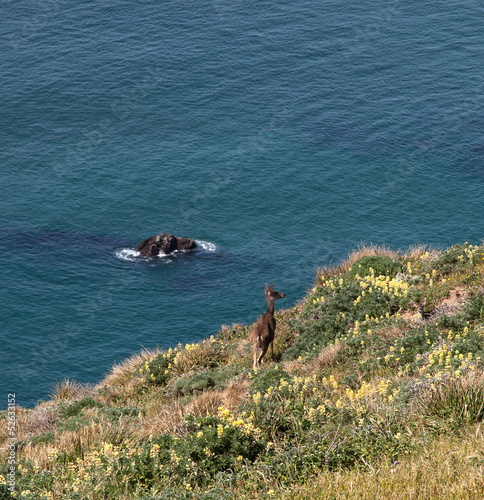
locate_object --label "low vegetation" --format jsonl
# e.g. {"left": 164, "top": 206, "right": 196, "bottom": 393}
{"left": 2, "top": 242, "right": 484, "bottom": 499}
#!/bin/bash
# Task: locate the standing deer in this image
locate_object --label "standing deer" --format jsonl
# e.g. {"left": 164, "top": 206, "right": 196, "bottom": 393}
{"left": 252, "top": 283, "right": 286, "bottom": 370}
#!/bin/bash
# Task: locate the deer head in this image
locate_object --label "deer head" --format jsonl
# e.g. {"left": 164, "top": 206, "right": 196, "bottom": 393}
{"left": 265, "top": 283, "right": 286, "bottom": 301}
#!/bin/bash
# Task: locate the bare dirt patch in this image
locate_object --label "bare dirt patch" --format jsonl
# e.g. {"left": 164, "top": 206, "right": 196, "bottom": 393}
{"left": 402, "top": 287, "right": 469, "bottom": 322}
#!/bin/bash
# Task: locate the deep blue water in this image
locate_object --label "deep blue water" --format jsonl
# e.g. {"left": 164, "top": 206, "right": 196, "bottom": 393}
{"left": 1, "top": 0, "right": 483, "bottom": 408}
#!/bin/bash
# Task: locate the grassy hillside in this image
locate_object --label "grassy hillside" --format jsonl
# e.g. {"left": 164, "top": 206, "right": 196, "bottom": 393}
{"left": 2, "top": 242, "right": 484, "bottom": 499}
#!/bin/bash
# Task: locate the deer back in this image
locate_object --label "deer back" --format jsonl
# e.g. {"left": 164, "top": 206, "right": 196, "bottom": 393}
{"left": 251, "top": 312, "right": 276, "bottom": 343}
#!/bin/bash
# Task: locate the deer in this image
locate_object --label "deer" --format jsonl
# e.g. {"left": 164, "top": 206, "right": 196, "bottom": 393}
{"left": 252, "top": 283, "right": 286, "bottom": 370}
{"left": 411, "top": 298, "right": 432, "bottom": 321}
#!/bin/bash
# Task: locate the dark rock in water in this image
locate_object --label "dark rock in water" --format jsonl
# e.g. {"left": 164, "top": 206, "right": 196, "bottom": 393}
{"left": 136, "top": 233, "right": 197, "bottom": 257}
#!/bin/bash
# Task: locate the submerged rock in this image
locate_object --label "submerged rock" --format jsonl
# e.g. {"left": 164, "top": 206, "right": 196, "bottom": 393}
{"left": 136, "top": 233, "right": 197, "bottom": 257}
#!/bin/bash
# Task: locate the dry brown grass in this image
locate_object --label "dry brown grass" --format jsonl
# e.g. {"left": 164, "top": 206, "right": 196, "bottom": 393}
{"left": 185, "top": 391, "right": 225, "bottom": 418}
{"left": 20, "top": 413, "right": 135, "bottom": 470}
{"left": 233, "top": 335, "right": 253, "bottom": 363}
{"left": 185, "top": 380, "right": 249, "bottom": 416}
{"left": 19, "top": 443, "right": 53, "bottom": 470}
{"left": 170, "top": 338, "right": 229, "bottom": 376}
{"left": 439, "top": 286, "right": 469, "bottom": 310}
{"left": 0, "top": 403, "right": 63, "bottom": 460}
{"left": 311, "top": 342, "right": 344, "bottom": 372}
{"left": 0, "top": 407, "right": 32, "bottom": 452}
{"left": 373, "top": 322, "right": 408, "bottom": 340}
{"left": 282, "top": 360, "right": 305, "bottom": 373}
{"left": 98, "top": 347, "right": 164, "bottom": 391}
{"left": 50, "top": 378, "right": 92, "bottom": 402}
{"left": 138, "top": 380, "right": 250, "bottom": 438}
{"left": 22, "top": 404, "right": 61, "bottom": 438}
{"left": 138, "top": 400, "right": 185, "bottom": 437}
{"left": 316, "top": 244, "right": 400, "bottom": 283}
{"left": 402, "top": 244, "right": 441, "bottom": 262}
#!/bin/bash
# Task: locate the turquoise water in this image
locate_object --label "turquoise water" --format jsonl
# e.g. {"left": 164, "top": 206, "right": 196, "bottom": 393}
{"left": 2, "top": 1, "right": 483, "bottom": 408}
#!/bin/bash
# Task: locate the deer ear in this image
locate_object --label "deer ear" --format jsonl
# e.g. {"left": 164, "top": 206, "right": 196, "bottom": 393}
{"left": 270, "top": 283, "right": 274, "bottom": 291}
{"left": 265, "top": 283, "right": 269, "bottom": 291}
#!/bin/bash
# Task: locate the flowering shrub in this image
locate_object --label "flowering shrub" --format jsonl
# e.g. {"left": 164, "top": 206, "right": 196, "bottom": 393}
{"left": 435, "top": 243, "right": 484, "bottom": 274}
{"left": 139, "top": 350, "right": 175, "bottom": 386}
{"left": 243, "top": 368, "right": 411, "bottom": 476}
{"left": 4, "top": 242, "right": 484, "bottom": 500}
{"left": 22, "top": 413, "right": 264, "bottom": 497}
{"left": 285, "top": 265, "right": 408, "bottom": 360}
{"left": 139, "top": 338, "right": 228, "bottom": 387}
{"left": 346, "top": 255, "right": 402, "bottom": 280}
{"left": 465, "top": 293, "right": 484, "bottom": 322}
{"left": 171, "top": 411, "right": 264, "bottom": 484}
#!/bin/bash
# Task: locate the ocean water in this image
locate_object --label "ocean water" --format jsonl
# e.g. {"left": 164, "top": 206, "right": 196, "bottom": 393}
{"left": 1, "top": 0, "right": 483, "bottom": 408}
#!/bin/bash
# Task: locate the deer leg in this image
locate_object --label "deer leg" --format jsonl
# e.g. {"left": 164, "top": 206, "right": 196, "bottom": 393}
{"left": 253, "top": 342, "right": 259, "bottom": 370}
{"left": 270, "top": 341, "right": 275, "bottom": 361}
{"left": 257, "top": 342, "right": 269, "bottom": 366}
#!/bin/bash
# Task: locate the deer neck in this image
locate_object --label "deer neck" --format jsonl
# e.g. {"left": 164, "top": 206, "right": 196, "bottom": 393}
{"left": 266, "top": 296, "right": 275, "bottom": 315}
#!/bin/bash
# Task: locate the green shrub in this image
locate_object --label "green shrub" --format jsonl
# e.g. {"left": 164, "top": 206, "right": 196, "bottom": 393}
{"left": 346, "top": 256, "right": 402, "bottom": 280}
{"left": 464, "top": 293, "right": 484, "bottom": 321}
{"left": 0, "top": 484, "right": 14, "bottom": 500}
{"left": 342, "top": 373, "right": 361, "bottom": 391}
{"left": 435, "top": 243, "right": 483, "bottom": 275}
{"left": 140, "top": 339, "right": 229, "bottom": 387}
{"left": 421, "top": 374, "right": 484, "bottom": 427}
{"left": 250, "top": 366, "right": 292, "bottom": 393}
{"left": 283, "top": 307, "right": 349, "bottom": 361}
{"left": 27, "top": 431, "right": 55, "bottom": 447}
{"left": 9, "top": 463, "right": 54, "bottom": 497}
{"left": 351, "top": 287, "right": 400, "bottom": 319}
{"left": 252, "top": 395, "right": 411, "bottom": 476}
{"left": 263, "top": 436, "right": 363, "bottom": 478}
{"left": 175, "top": 371, "right": 216, "bottom": 396}
{"left": 140, "top": 352, "right": 174, "bottom": 386}
{"left": 396, "top": 326, "right": 440, "bottom": 362}
{"left": 150, "top": 415, "right": 264, "bottom": 487}
{"left": 284, "top": 271, "right": 402, "bottom": 361}
{"left": 175, "top": 365, "right": 244, "bottom": 398}
{"left": 357, "top": 325, "right": 440, "bottom": 377}
{"left": 56, "top": 416, "right": 91, "bottom": 434}
{"left": 99, "top": 406, "right": 140, "bottom": 419}
{"left": 437, "top": 314, "right": 469, "bottom": 331}
{"left": 62, "top": 397, "right": 104, "bottom": 418}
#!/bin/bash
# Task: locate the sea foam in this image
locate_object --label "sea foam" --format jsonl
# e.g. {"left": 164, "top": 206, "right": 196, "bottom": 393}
{"left": 114, "top": 240, "right": 216, "bottom": 262}
{"left": 195, "top": 240, "right": 217, "bottom": 252}
{"left": 114, "top": 248, "right": 141, "bottom": 262}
